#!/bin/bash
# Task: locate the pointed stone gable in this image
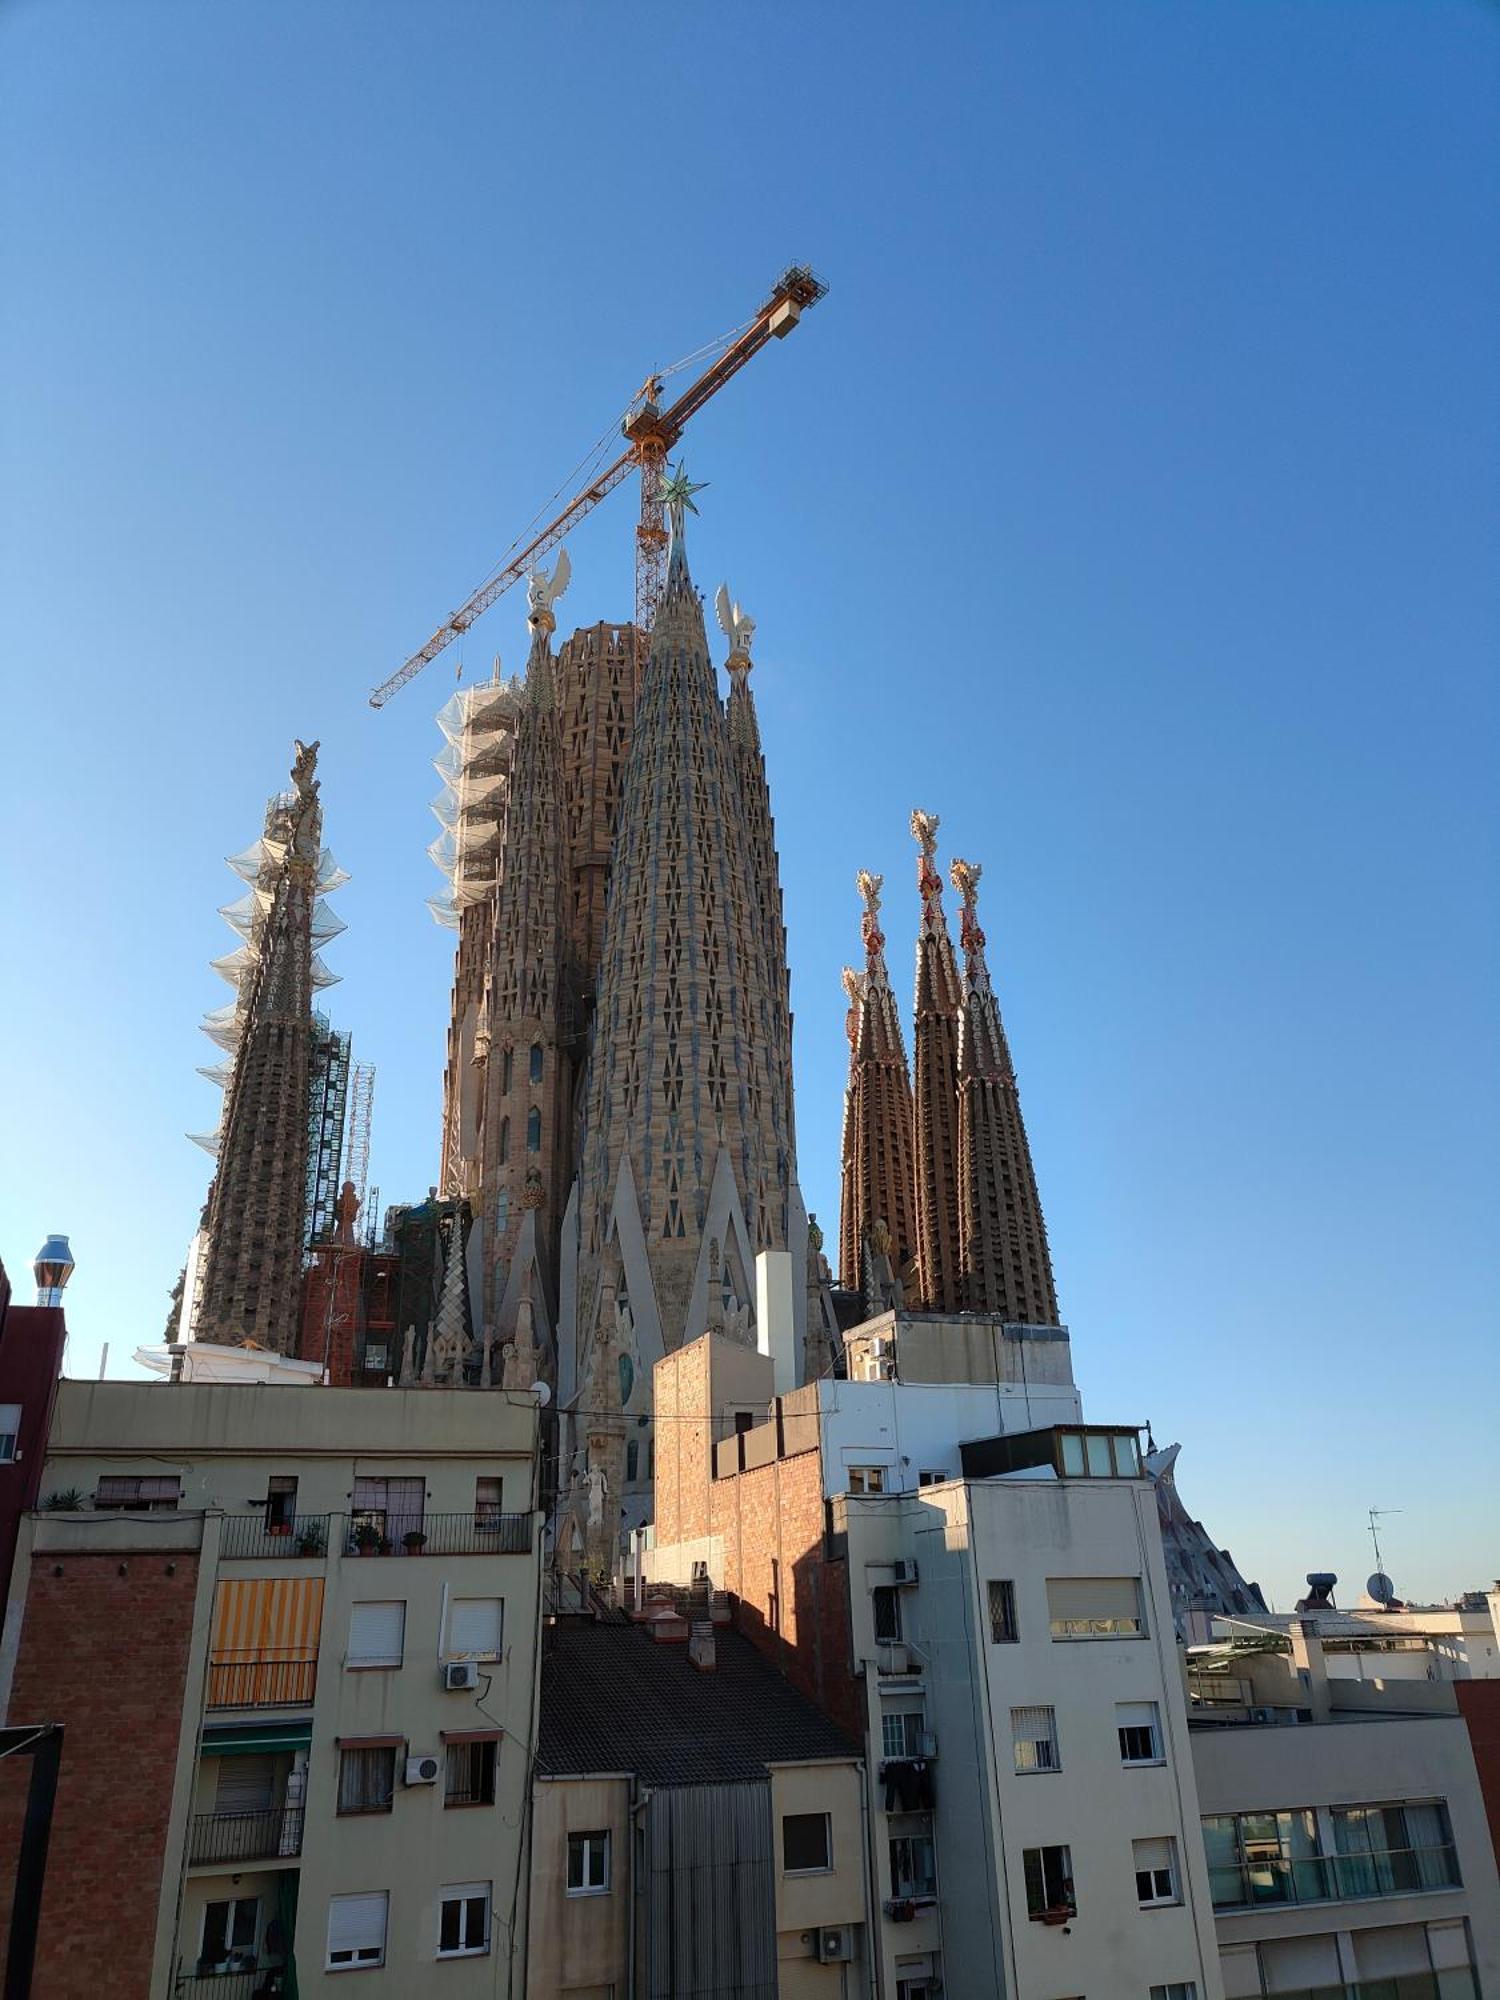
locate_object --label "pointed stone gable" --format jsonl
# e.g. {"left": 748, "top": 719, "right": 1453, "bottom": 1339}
{"left": 837, "top": 872, "right": 918, "bottom": 1291}
{"left": 950, "top": 858, "right": 1060, "bottom": 1325}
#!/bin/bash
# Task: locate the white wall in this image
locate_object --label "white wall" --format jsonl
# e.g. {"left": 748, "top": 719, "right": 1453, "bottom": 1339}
{"left": 814, "top": 1378, "right": 1082, "bottom": 1500}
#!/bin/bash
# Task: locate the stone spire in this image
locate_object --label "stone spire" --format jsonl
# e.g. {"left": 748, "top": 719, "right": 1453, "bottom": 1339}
{"left": 195, "top": 741, "right": 329, "bottom": 1351}
{"left": 426, "top": 1209, "right": 475, "bottom": 1385}
{"left": 837, "top": 871, "right": 918, "bottom": 1291}
{"left": 950, "top": 858, "right": 1060, "bottom": 1325}
{"left": 910, "top": 810, "right": 963, "bottom": 1311}
{"left": 575, "top": 469, "right": 798, "bottom": 1372}
{"left": 476, "top": 552, "right": 573, "bottom": 1347}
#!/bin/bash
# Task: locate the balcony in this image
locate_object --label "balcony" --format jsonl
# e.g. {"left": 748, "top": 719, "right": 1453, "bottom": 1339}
{"left": 175, "top": 1972, "right": 288, "bottom": 1999}
{"left": 188, "top": 1806, "right": 304, "bottom": 1865}
{"left": 220, "top": 1514, "right": 330, "bottom": 1561}
{"left": 1272, "top": 1977, "right": 1476, "bottom": 2000}
{"left": 344, "top": 1510, "right": 533, "bottom": 1557}
{"left": 206, "top": 1653, "right": 317, "bottom": 1711}
{"left": 1210, "top": 1843, "right": 1461, "bottom": 1910}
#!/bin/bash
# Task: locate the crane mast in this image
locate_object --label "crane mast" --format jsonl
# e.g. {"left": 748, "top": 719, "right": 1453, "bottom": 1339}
{"left": 370, "top": 264, "right": 826, "bottom": 708}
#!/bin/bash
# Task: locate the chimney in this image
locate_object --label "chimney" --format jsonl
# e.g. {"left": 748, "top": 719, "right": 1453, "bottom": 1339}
{"left": 688, "top": 1620, "right": 717, "bottom": 1672}
{"left": 33, "top": 1234, "right": 74, "bottom": 1309}
{"left": 755, "top": 1249, "right": 796, "bottom": 1396}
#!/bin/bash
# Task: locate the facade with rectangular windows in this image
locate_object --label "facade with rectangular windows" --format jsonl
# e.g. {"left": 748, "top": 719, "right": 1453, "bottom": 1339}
{"left": 0, "top": 1378, "right": 541, "bottom": 1997}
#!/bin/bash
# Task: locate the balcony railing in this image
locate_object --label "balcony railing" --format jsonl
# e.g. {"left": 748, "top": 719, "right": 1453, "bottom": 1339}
{"left": 220, "top": 1514, "right": 330, "bottom": 1561}
{"left": 206, "top": 1653, "right": 317, "bottom": 1711}
{"left": 344, "top": 1510, "right": 533, "bottom": 1557}
{"left": 1209, "top": 1843, "right": 1461, "bottom": 1910}
{"left": 1274, "top": 1975, "right": 1476, "bottom": 2000}
{"left": 188, "top": 1806, "right": 304, "bottom": 1865}
{"left": 175, "top": 1972, "right": 288, "bottom": 1999}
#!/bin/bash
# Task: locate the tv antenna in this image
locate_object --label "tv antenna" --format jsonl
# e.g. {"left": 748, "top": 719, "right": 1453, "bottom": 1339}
{"left": 1366, "top": 1507, "right": 1402, "bottom": 1607}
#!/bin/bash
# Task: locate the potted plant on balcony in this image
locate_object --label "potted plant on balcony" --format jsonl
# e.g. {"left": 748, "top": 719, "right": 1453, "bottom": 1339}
{"left": 295, "top": 1521, "right": 326, "bottom": 1557}
{"left": 41, "top": 1488, "right": 85, "bottom": 1511}
{"left": 353, "top": 1522, "right": 383, "bottom": 1556}
{"left": 402, "top": 1529, "right": 428, "bottom": 1554}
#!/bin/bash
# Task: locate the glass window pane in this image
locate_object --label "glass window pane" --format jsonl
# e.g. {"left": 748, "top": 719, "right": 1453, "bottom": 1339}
{"left": 1085, "top": 1433, "right": 1112, "bottom": 1476}
{"left": 1060, "top": 1432, "right": 1086, "bottom": 1475}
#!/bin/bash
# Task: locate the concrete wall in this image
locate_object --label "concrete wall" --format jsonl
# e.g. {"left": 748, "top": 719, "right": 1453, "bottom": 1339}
{"left": 842, "top": 1312, "right": 1076, "bottom": 1390}
{"left": 771, "top": 1760, "right": 871, "bottom": 1997}
{"left": 814, "top": 1376, "right": 1082, "bottom": 1499}
{"left": 528, "top": 1774, "right": 633, "bottom": 1999}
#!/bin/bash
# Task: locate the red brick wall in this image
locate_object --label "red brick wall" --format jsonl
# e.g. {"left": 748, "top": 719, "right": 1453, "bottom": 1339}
{"left": 711, "top": 1447, "right": 863, "bottom": 1740}
{"left": 0, "top": 1549, "right": 200, "bottom": 1997}
{"left": 1457, "top": 1680, "right": 1500, "bottom": 1870}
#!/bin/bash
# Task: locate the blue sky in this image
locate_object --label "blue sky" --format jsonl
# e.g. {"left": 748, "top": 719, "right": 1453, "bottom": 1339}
{"left": 2, "top": 1, "right": 1495, "bottom": 1609}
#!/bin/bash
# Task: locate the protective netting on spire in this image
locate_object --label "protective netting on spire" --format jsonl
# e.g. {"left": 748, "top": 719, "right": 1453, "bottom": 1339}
{"left": 427, "top": 676, "right": 522, "bottom": 924}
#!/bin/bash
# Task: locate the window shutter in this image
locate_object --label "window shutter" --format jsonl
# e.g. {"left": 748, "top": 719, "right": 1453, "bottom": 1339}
{"left": 348, "top": 1601, "right": 405, "bottom": 1665}
{"left": 215, "top": 1756, "right": 275, "bottom": 1813}
{"left": 1117, "top": 1700, "right": 1157, "bottom": 1729}
{"left": 327, "top": 1892, "right": 387, "bottom": 1957}
{"left": 1046, "top": 1575, "right": 1143, "bottom": 1630}
{"left": 447, "top": 1598, "right": 503, "bottom": 1659}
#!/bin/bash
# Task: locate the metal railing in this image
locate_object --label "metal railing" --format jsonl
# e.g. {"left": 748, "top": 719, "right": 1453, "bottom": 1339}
{"left": 1273, "top": 1975, "right": 1476, "bottom": 2000}
{"left": 188, "top": 1806, "right": 304, "bottom": 1865}
{"left": 206, "top": 1653, "right": 317, "bottom": 1711}
{"left": 1209, "top": 1842, "right": 1461, "bottom": 1909}
{"left": 175, "top": 1974, "right": 287, "bottom": 1999}
{"left": 220, "top": 1514, "right": 330, "bottom": 1560}
{"left": 344, "top": 1510, "right": 533, "bottom": 1557}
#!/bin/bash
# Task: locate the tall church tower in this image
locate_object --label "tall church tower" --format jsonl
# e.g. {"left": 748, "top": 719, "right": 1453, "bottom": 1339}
{"left": 565, "top": 472, "right": 803, "bottom": 1453}
{"left": 909, "top": 810, "right": 964, "bottom": 1310}
{"left": 950, "top": 857, "right": 1060, "bottom": 1324}
{"left": 194, "top": 742, "right": 346, "bottom": 1350}
{"left": 837, "top": 870, "right": 918, "bottom": 1292}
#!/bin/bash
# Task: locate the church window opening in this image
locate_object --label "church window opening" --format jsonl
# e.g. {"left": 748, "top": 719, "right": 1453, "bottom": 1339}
{"left": 526, "top": 1108, "right": 541, "bottom": 1152}
{"left": 501, "top": 1048, "right": 513, "bottom": 1093}
{"left": 498, "top": 1118, "right": 510, "bottom": 1164}
{"left": 529, "top": 1043, "right": 544, "bottom": 1084}
{"left": 495, "top": 1191, "right": 510, "bottom": 1235}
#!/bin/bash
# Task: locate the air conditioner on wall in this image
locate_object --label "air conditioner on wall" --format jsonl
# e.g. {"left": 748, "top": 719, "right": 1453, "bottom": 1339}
{"left": 443, "top": 1660, "right": 480, "bottom": 1692}
{"left": 891, "top": 1559, "right": 918, "bottom": 1586}
{"left": 817, "top": 1927, "right": 855, "bottom": 1963}
{"left": 404, "top": 1754, "right": 440, "bottom": 1785}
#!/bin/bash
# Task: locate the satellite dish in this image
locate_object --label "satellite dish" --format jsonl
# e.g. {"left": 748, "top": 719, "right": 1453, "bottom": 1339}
{"left": 1367, "top": 1571, "right": 1395, "bottom": 1606}
{"left": 531, "top": 1380, "right": 552, "bottom": 1406}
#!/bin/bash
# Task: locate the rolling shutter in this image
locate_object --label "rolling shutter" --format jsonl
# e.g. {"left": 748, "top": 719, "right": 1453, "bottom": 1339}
{"left": 447, "top": 1597, "right": 503, "bottom": 1660}
{"left": 348, "top": 1601, "right": 405, "bottom": 1666}
{"left": 327, "top": 1891, "right": 387, "bottom": 1962}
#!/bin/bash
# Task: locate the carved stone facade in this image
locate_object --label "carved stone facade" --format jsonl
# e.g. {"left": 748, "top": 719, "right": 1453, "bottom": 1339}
{"left": 838, "top": 823, "right": 1061, "bottom": 1326}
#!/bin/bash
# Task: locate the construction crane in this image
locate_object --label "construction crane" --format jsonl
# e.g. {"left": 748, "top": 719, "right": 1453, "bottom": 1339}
{"left": 369, "top": 264, "right": 827, "bottom": 708}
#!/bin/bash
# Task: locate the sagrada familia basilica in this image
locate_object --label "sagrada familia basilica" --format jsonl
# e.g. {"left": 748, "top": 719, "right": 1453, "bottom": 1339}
{"left": 167, "top": 469, "right": 1158, "bottom": 1581}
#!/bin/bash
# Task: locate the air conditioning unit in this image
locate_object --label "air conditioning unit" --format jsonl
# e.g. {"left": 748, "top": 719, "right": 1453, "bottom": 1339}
{"left": 891, "top": 1558, "right": 918, "bottom": 1587}
{"left": 443, "top": 1660, "right": 480, "bottom": 1692}
{"left": 404, "top": 1753, "right": 440, "bottom": 1785}
{"left": 816, "top": 1927, "right": 855, "bottom": 1963}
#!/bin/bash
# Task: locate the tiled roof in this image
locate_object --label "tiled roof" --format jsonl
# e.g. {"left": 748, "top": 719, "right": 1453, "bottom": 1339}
{"left": 537, "top": 1618, "right": 860, "bottom": 1785}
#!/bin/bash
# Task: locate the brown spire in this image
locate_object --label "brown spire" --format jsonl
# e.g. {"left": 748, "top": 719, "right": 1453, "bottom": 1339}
{"left": 837, "top": 871, "right": 918, "bottom": 1291}
{"left": 910, "top": 811, "right": 964, "bottom": 1310}
{"left": 195, "top": 742, "right": 325, "bottom": 1351}
{"left": 950, "top": 858, "right": 1060, "bottom": 1325}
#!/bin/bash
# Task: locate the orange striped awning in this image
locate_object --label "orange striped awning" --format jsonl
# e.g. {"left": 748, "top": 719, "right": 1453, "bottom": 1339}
{"left": 211, "top": 1575, "right": 324, "bottom": 1660}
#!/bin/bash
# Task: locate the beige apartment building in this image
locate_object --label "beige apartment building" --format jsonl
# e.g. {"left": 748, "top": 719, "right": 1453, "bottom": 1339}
{"left": 0, "top": 1378, "right": 542, "bottom": 1998}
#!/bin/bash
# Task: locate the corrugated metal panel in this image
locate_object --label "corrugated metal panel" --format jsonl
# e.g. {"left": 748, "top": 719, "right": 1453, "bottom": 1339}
{"left": 645, "top": 1781, "right": 776, "bottom": 1998}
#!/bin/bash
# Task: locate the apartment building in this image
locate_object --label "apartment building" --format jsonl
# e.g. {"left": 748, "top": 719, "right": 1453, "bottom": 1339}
{"left": 649, "top": 1315, "right": 1222, "bottom": 2000}
{"left": 0, "top": 1378, "right": 541, "bottom": 1998}
{"left": 529, "top": 1608, "right": 868, "bottom": 1997}
{"left": 1183, "top": 1620, "right": 1500, "bottom": 1998}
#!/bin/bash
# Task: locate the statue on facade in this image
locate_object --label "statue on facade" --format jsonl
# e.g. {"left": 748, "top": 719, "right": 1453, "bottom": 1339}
{"left": 714, "top": 583, "right": 756, "bottom": 664}
{"left": 526, "top": 547, "right": 572, "bottom": 635}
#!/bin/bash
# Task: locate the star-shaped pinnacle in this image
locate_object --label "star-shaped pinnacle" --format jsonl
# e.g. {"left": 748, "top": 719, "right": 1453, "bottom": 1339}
{"left": 660, "top": 462, "right": 708, "bottom": 515}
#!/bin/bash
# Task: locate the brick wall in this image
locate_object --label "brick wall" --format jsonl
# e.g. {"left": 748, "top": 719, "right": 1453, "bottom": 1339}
{"left": 711, "top": 1447, "right": 863, "bottom": 1741}
{"left": 0, "top": 1550, "right": 200, "bottom": 1997}
{"left": 654, "top": 1341, "right": 712, "bottom": 1547}
{"left": 1456, "top": 1681, "right": 1500, "bottom": 1870}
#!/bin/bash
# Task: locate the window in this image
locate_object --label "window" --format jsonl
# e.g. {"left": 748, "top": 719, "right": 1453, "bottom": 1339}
{"left": 567, "top": 1830, "right": 611, "bottom": 1894}
{"left": 265, "top": 1476, "right": 298, "bottom": 1533}
{"left": 447, "top": 1596, "right": 503, "bottom": 1661}
{"left": 783, "top": 1811, "right": 832, "bottom": 1874}
{"left": 498, "top": 1117, "right": 510, "bottom": 1164}
{"left": 847, "top": 1464, "right": 886, "bottom": 1494}
{"left": 1118, "top": 1701, "right": 1163, "bottom": 1765}
{"left": 495, "top": 1189, "right": 510, "bottom": 1234}
{"left": 1135, "top": 1836, "right": 1180, "bottom": 1906}
{"left": 337, "top": 1744, "right": 396, "bottom": 1815}
{"left": 733, "top": 1409, "right": 758, "bottom": 1436}
{"left": 327, "top": 1891, "right": 387, "bottom": 1970}
{"left": 94, "top": 1474, "right": 181, "bottom": 1512}
{"left": 348, "top": 1600, "right": 405, "bottom": 1669}
{"left": 526, "top": 1107, "right": 541, "bottom": 1152}
{"left": 529, "top": 1042, "right": 544, "bottom": 1083}
{"left": 1045, "top": 1576, "right": 1144, "bottom": 1639}
{"left": 1022, "top": 1844, "right": 1075, "bottom": 1919}
{"left": 351, "top": 1475, "right": 424, "bottom": 1544}
{"left": 626, "top": 1440, "right": 639, "bottom": 1481}
{"left": 501, "top": 1048, "right": 513, "bottom": 1093}
{"left": 988, "top": 1579, "right": 1018, "bottom": 1643}
{"left": 1059, "top": 1428, "right": 1141, "bottom": 1478}
{"left": 0, "top": 1405, "right": 20, "bottom": 1463}
{"left": 1150, "top": 1986, "right": 1198, "bottom": 2000}
{"left": 199, "top": 1896, "right": 258, "bottom": 1972}
{"left": 1011, "top": 1705, "right": 1060, "bottom": 1774}
{"left": 918, "top": 1468, "right": 945, "bottom": 1488}
{"left": 1330, "top": 1800, "right": 1459, "bottom": 1897}
{"left": 889, "top": 1833, "right": 937, "bottom": 1898}
{"left": 215, "top": 1756, "right": 274, "bottom": 1815}
{"left": 437, "top": 1882, "right": 490, "bottom": 1958}
{"left": 882, "top": 1707, "right": 926, "bottom": 1759}
{"left": 445, "top": 1736, "right": 497, "bottom": 1807}
{"left": 1202, "top": 1808, "right": 1326, "bottom": 1908}
{"left": 474, "top": 1477, "right": 503, "bottom": 1525}
{"left": 872, "top": 1585, "right": 902, "bottom": 1643}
